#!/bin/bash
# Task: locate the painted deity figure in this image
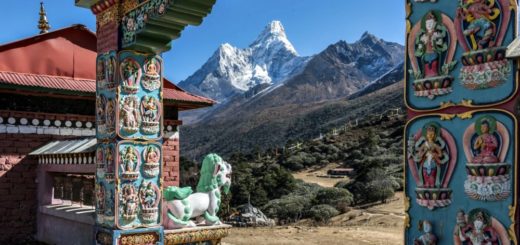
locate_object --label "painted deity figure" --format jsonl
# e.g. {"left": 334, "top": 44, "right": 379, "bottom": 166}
{"left": 457, "top": 210, "right": 500, "bottom": 245}
{"left": 408, "top": 10, "right": 457, "bottom": 99}
{"left": 408, "top": 122, "right": 455, "bottom": 209}
{"left": 459, "top": 0, "right": 498, "bottom": 50}
{"left": 463, "top": 115, "right": 510, "bottom": 201}
{"left": 146, "top": 146, "right": 159, "bottom": 163}
{"left": 455, "top": 0, "right": 511, "bottom": 90}
{"left": 140, "top": 181, "right": 157, "bottom": 209}
{"left": 414, "top": 220, "right": 437, "bottom": 245}
{"left": 415, "top": 11, "right": 448, "bottom": 78}
{"left": 142, "top": 58, "right": 161, "bottom": 91}
{"left": 105, "top": 146, "right": 114, "bottom": 173}
{"left": 142, "top": 145, "right": 160, "bottom": 178}
{"left": 106, "top": 99, "right": 115, "bottom": 130}
{"left": 104, "top": 189, "right": 115, "bottom": 219}
{"left": 106, "top": 56, "right": 116, "bottom": 89}
{"left": 473, "top": 119, "right": 499, "bottom": 163}
{"left": 120, "top": 96, "right": 140, "bottom": 133}
{"left": 122, "top": 146, "right": 137, "bottom": 173}
{"left": 120, "top": 58, "right": 141, "bottom": 93}
{"left": 142, "top": 96, "right": 158, "bottom": 122}
{"left": 416, "top": 124, "right": 445, "bottom": 188}
{"left": 96, "top": 183, "right": 105, "bottom": 212}
{"left": 121, "top": 184, "right": 138, "bottom": 221}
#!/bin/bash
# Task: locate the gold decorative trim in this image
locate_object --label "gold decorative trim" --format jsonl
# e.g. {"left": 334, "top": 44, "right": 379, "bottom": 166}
{"left": 440, "top": 101, "right": 455, "bottom": 109}
{"left": 164, "top": 226, "right": 231, "bottom": 245}
{"left": 440, "top": 114, "right": 456, "bottom": 121}
{"left": 458, "top": 99, "right": 473, "bottom": 107}
{"left": 457, "top": 111, "right": 474, "bottom": 120}
{"left": 120, "top": 233, "right": 159, "bottom": 245}
{"left": 97, "top": 4, "right": 118, "bottom": 27}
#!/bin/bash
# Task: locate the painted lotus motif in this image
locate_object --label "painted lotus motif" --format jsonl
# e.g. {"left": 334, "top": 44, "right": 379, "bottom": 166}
{"left": 463, "top": 115, "right": 510, "bottom": 201}
{"left": 407, "top": 122, "right": 457, "bottom": 210}
{"left": 408, "top": 10, "right": 458, "bottom": 99}
{"left": 455, "top": 0, "right": 512, "bottom": 89}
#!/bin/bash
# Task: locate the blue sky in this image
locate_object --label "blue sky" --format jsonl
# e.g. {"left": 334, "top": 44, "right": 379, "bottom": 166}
{"left": 0, "top": 0, "right": 405, "bottom": 83}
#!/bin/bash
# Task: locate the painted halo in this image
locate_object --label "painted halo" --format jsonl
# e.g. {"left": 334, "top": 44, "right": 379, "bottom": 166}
{"left": 408, "top": 10, "right": 458, "bottom": 99}
{"left": 407, "top": 122, "right": 457, "bottom": 210}
{"left": 455, "top": 0, "right": 512, "bottom": 89}
{"left": 463, "top": 115, "right": 510, "bottom": 201}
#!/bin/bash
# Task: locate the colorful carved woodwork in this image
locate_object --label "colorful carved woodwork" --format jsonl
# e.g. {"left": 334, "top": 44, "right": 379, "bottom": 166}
{"left": 414, "top": 220, "right": 437, "bottom": 245}
{"left": 455, "top": 0, "right": 512, "bottom": 90}
{"left": 121, "top": 0, "right": 171, "bottom": 47}
{"left": 404, "top": 111, "right": 516, "bottom": 244}
{"left": 407, "top": 122, "right": 457, "bottom": 210}
{"left": 408, "top": 10, "right": 457, "bottom": 99}
{"left": 117, "top": 51, "right": 163, "bottom": 140}
{"left": 453, "top": 208, "right": 510, "bottom": 245}
{"left": 463, "top": 115, "right": 510, "bottom": 201}
{"left": 116, "top": 141, "right": 163, "bottom": 229}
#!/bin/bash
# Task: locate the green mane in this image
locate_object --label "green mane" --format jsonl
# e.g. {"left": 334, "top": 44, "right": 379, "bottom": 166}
{"left": 196, "top": 154, "right": 222, "bottom": 192}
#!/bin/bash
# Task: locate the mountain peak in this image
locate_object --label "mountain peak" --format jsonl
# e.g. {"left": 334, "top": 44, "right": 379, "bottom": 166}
{"left": 249, "top": 20, "right": 297, "bottom": 55}
{"left": 358, "top": 31, "right": 380, "bottom": 45}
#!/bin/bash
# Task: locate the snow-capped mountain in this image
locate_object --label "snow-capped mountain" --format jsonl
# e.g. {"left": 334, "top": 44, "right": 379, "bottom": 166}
{"left": 178, "top": 21, "right": 309, "bottom": 102}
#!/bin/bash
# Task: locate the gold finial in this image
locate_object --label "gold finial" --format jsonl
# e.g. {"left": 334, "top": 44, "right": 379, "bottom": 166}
{"left": 38, "top": 2, "right": 51, "bottom": 34}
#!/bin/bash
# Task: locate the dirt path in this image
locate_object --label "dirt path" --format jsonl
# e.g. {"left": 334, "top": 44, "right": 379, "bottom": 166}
{"left": 223, "top": 192, "right": 405, "bottom": 244}
{"left": 222, "top": 226, "right": 403, "bottom": 245}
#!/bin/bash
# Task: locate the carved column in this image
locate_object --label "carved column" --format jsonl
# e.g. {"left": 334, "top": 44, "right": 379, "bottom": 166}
{"left": 76, "top": 0, "right": 216, "bottom": 244}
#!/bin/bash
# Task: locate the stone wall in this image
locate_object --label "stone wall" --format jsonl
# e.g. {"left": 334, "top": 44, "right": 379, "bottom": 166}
{"left": 0, "top": 111, "right": 94, "bottom": 243}
{"left": 0, "top": 133, "right": 63, "bottom": 243}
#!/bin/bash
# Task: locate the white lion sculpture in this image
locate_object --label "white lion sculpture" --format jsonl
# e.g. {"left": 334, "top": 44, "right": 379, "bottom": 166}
{"left": 163, "top": 153, "right": 231, "bottom": 228}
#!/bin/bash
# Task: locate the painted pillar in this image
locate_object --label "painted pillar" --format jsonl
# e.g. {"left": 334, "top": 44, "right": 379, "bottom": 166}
{"left": 404, "top": 0, "right": 519, "bottom": 244}
{"left": 75, "top": 0, "right": 216, "bottom": 244}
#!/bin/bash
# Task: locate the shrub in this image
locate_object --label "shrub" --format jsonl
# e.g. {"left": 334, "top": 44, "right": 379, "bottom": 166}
{"left": 309, "top": 204, "right": 339, "bottom": 223}
{"left": 313, "top": 187, "right": 353, "bottom": 210}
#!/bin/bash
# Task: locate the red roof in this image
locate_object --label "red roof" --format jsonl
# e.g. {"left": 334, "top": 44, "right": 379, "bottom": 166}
{"left": 0, "top": 25, "right": 214, "bottom": 109}
{"left": 0, "top": 71, "right": 95, "bottom": 93}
